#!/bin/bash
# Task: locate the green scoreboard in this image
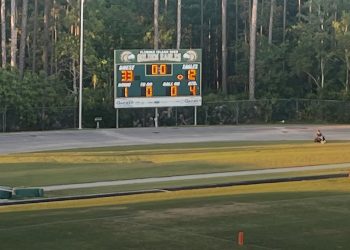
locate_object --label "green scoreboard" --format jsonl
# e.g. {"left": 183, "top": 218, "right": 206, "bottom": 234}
{"left": 114, "top": 49, "right": 202, "bottom": 108}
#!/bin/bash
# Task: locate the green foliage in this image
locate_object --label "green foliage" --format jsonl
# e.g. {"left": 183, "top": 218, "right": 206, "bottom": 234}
{"left": 4, "top": 0, "right": 350, "bottom": 130}
{"left": 82, "top": 85, "right": 115, "bottom": 128}
{"left": 0, "top": 69, "right": 73, "bottom": 131}
{"left": 256, "top": 40, "right": 292, "bottom": 98}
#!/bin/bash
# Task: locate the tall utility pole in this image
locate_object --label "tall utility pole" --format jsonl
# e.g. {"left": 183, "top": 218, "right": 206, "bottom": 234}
{"left": 1, "top": 0, "right": 6, "bottom": 68}
{"left": 10, "top": 0, "right": 17, "bottom": 68}
{"left": 249, "top": 0, "right": 258, "bottom": 100}
{"left": 283, "top": 0, "right": 286, "bottom": 42}
{"left": 268, "top": 0, "right": 275, "bottom": 45}
{"left": 154, "top": 0, "right": 159, "bottom": 49}
{"left": 79, "top": 0, "right": 84, "bottom": 129}
{"left": 222, "top": 0, "right": 227, "bottom": 95}
{"left": 43, "top": 0, "right": 50, "bottom": 76}
{"left": 200, "top": 0, "right": 203, "bottom": 48}
{"left": 154, "top": 0, "right": 159, "bottom": 127}
{"left": 19, "top": 0, "right": 28, "bottom": 79}
{"left": 176, "top": 0, "right": 181, "bottom": 49}
{"left": 32, "top": 0, "right": 38, "bottom": 73}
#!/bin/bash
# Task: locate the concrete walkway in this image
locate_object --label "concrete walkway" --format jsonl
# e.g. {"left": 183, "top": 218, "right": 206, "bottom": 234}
{"left": 43, "top": 162, "right": 350, "bottom": 191}
{"left": 1, "top": 125, "right": 350, "bottom": 155}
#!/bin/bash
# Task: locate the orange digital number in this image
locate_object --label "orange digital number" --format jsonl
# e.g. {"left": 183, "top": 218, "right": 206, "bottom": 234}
{"left": 152, "top": 65, "right": 158, "bottom": 75}
{"left": 188, "top": 69, "right": 196, "bottom": 81}
{"left": 151, "top": 64, "right": 168, "bottom": 75}
{"left": 171, "top": 86, "right": 178, "bottom": 96}
{"left": 189, "top": 86, "right": 197, "bottom": 96}
{"left": 160, "top": 64, "right": 167, "bottom": 75}
{"left": 121, "top": 70, "right": 134, "bottom": 82}
{"left": 146, "top": 86, "right": 153, "bottom": 97}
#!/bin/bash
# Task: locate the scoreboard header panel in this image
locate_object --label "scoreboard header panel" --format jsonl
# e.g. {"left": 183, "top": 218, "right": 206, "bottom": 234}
{"left": 114, "top": 49, "right": 202, "bottom": 109}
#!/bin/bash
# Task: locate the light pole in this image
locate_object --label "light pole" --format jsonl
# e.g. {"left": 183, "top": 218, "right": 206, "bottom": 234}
{"left": 78, "top": 0, "right": 84, "bottom": 129}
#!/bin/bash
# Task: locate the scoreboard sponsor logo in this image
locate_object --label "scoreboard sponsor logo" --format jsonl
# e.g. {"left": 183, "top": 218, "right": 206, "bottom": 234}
{"left": 115, "top": 96, "right": 202, "bottom": 108}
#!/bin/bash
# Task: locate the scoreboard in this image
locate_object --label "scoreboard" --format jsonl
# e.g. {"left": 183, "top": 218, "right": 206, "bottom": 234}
{"left": 114, "top": 49, "right": 202, "bottom": 108}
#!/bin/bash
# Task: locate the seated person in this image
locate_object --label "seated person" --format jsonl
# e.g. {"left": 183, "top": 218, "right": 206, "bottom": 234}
{"left": 314, "top": 129, "right": 326, "bottom": 143}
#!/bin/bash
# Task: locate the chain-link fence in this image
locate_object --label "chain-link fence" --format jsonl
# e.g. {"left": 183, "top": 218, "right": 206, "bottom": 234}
{"left": 0, "top": 106, "right": 76, "bottom": 132}
{"left": 198, "top": 99, "right": 350, "bottom": 125}
{"left": 116, "top": 99, "right": 350, "bottom": 127}
{"left": 1, "top": 99, "right": 350, "bottom": 132}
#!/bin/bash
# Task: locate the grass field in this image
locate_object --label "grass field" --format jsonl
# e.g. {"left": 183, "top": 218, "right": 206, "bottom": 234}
{"left": 1, "top": 141, "right": 350, "bottom": 195}
{"left": 1, "top": 178, "right": 350, "bottom": 250}
{"left": 1, "top": 141, "right": 350, "bottom": 249}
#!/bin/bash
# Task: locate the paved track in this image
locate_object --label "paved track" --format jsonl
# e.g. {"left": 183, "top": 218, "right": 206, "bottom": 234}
{"left": 42, "top": 162, "right": 350, "bottom": 191}
{"left": 1, "top": 124, "right": 350, "bottom": 155}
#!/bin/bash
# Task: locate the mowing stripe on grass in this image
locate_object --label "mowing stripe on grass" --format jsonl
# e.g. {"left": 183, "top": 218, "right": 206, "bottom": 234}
{"left": 1, "top": 173, "right": 346, "bottom": 207}
{"left": 42, "top": 163, "right": 350, "bottom": 191}
{"left": 2, "top": 142, "right": 350, "bottom": 167}
{"left": 1, "top": 178, "right": 350, "bottom": 214}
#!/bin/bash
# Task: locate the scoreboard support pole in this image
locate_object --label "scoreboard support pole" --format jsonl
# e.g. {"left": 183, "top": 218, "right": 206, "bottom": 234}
{"left": 194, "top": 106, "right": 197, "bottom": 126}
{"left": 155, "top": 108, "right": 159, "bottom": 128}
{"left": 116, "top": 109, "right": 119, "bottom": 129}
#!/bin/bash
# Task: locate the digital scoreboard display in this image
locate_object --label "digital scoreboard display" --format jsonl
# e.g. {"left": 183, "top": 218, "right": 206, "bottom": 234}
{"left": 114, "top": 49, "right": 202, "bottom": 108}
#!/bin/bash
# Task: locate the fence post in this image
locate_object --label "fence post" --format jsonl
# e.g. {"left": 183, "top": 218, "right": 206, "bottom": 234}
{"left": 204, "top": 106, "right": 208, "bottom": 125}
{"left": 2, "top": 107, "right": 6, "bottom": 132}
{"left": 1, "top": 109, "right": 3, "bottom": 132}
{"left": 116, "top": 109, "right": 119, "bottom": 129}
{"left": 235, "top": 102, "right": 239, "bottom": 125}
{"left": 175, "top": 107, "right": 178, "bottom": 126}
{"left": 295, "top": 98, "right": 299, "bottom": 121}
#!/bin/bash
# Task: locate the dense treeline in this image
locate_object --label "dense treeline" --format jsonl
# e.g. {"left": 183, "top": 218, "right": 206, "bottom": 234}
{"left": 1, "top": 0, "right": 350, "bottom": 129}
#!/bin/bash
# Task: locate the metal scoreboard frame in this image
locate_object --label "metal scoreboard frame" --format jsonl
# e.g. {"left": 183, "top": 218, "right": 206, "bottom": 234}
{"left": 114, "top": 49, "right": 202, "bottom": 109}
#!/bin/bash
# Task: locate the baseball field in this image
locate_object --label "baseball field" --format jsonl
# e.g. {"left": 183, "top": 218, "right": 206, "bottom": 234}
{"left": 1, "top": 141, "right": 350, "bottom": 249}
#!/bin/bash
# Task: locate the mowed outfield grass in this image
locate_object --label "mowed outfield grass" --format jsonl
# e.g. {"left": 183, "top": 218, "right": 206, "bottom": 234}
{"left": 1, "top": 178, "right": 350, "bottom": 250}
{"left": 1, "top": 142, "right": 350, "bottom": 249}
{"left": 1, "top": 141, "right": 350, "bottom": 189}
